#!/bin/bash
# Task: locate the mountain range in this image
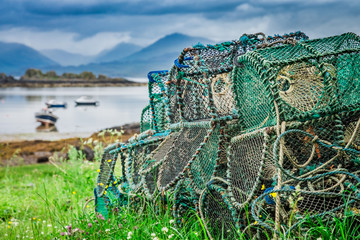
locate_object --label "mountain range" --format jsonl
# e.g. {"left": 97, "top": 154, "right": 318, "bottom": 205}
{"left": 0, "top": 33, "right": 214, "bottom": 78}
{"left": 0, "top": 42, "right": 59, "bottom": 76}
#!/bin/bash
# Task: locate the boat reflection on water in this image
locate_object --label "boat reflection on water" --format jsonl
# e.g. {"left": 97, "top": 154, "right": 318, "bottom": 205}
{"left": 74, "top": 104, "right": 99, "bottom": 112}
{"left": 36, "top": 124, "right": 58, "bottom": 132}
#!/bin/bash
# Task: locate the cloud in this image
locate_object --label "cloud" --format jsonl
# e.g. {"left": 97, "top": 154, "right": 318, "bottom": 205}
{"left": 5, "top": 0, "right": 243, "bottom": 16}
{"left": 0, "top": 0, "right": 359, "bottom": 55}
{"left": 0, "top": 28, "right": 131, "bottom": 55}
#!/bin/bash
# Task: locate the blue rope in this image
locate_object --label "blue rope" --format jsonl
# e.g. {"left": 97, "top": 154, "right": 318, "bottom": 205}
{"left": 147, "top": 70, "right": 168, "bottom": 83}
{"left": 174, "top": 57, "right": 192, "bottom": 68}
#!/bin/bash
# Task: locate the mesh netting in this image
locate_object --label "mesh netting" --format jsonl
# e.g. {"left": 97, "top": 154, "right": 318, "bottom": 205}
{"left": 164, "top": 32, "right": 309, "bottom": 122}
{"left": 148, "top": 71, "right": 169, "bottom": 132}
{"left": 140, "top": 104, "right": 152, "bottom": 133}
{"left": 157, "top": 124, "right": 210, "bottom": 191}
{"left": 337, "top": 53, "right": 360, "bottom": 109}
{"left": 233, "top": 32, "right": 360, "bottom": 123}
{"left": 126, "top": 143, "right": 158, "bottom": 193}
{"left": 227, "top": 130, "right": 269, "bottom": 209}
{"left": 276, "top": 62, "right": 334, "bottom": 112}
{"left": 211, "top": 73, "right": 235, "bottom": 116}
{"left": 141, "top": 133, "right": 180, "bottom": 199}
{"left": 280, "top": 116, "right": 343, "bottom": 178}
{"left": 173, "top": 178, "right": 198, "bottom": 222}
{"left": 95, "top": 32, "right": 360, "bottom": 239}
{"left": 188, "top": 125, "right": 220, "bottom": 193}
{"left": 232, "top": 60, "right": 276, "bottom": 131}
{"left": 166, "top": 80, "right": 181, "bottom": 124}
{"left": 200, "top": 185, "right": 239, "bottom": 239}
{"left": 95, "top": 181, "right": 125, "bottom": 219}
{"left": 180, "top": 75, "right": 212, "bottom": 121}
{"left": 96, "top": 143, "right": 122, "bottom": 196}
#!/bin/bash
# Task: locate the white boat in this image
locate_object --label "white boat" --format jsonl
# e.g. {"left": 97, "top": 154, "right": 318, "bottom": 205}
{"left": 75, "top": 96, "right": 99, "bottom": 105}
{"left": 46, "top": 99, "right": 67, "bottom": 108}
{"left": 35, "top": 109, "right": 58, "bottom": 126}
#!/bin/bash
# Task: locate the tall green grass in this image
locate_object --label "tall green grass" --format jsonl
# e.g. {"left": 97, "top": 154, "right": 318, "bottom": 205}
{"left": 0, "top": 152, "right": 208, "bottom": 239}
{"left": 0, "top": 157, "right": 97, "bottom": 239}
{"left": 1, "top": 151, "right": 360, "bottom": 239}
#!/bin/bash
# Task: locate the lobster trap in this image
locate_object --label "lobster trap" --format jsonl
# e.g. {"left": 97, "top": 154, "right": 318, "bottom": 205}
{"left": 95, "top": 32, "right": 360, "bottom": 238}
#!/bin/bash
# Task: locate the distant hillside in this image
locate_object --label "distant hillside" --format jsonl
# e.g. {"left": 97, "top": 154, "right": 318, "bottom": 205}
{"left": 48, "top": 33, "right": 214, "bottom": 77}
{"left": 0, "top": 42, "right": 59, "bottom": 75}
{"left": 40, "top": 49, "right": 93, "bottom": 66}
{"left": 126, "top": 33, "right": 213, "bottom": 61}
{"left": 94, "top": 43, "right": 142, "bottom": 63}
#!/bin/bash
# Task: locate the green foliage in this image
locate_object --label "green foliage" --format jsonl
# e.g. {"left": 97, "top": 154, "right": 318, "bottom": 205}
{"left": 79, "top": 71, "right": 96, "bottom": 80}
{"left": 98, "top": 74, "right": 108, "bottom": 80}
{"left": 67, "top": 145, "right": 86, "bottom": 162}
{"left": 61, "top": 72, "right": 78, "bottom": 79}
{"left": 24, "top": 68, "right": 43, "bottom": 78}
{"left": 44, "top": 70, "right": 58, "bottom": 79}
{"left": 97, "top": 128, "right": 124, "bottom": 144}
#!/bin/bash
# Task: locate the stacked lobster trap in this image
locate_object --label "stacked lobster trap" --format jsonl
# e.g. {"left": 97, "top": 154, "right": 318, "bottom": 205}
{"left": 95, "top": 32, "right": 360, "bottom": 238}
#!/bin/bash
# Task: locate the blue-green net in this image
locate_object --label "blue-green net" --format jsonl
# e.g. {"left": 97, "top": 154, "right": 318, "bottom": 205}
{"left": 96, "top": 31, "right": 360, "bottom": 238}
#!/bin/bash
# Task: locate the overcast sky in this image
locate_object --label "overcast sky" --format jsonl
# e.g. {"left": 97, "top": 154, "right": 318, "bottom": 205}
{"left": 0, "top": 0, "right": 359, "bottom": 56}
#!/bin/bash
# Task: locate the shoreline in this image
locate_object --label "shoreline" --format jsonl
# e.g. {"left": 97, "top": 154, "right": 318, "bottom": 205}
{"left": 0, "top": 132, "right": 94, "bottom": 142}
{"left": 0, "top": 123, "right": 140, "bottom": 166}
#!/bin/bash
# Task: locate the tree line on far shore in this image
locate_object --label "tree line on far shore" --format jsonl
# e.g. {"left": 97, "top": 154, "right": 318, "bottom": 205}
{"left": 22, "top": 69, "right": 123, "bottom": 81}
{"left": 0, "top": 69, "right": 128, "bottom": 82}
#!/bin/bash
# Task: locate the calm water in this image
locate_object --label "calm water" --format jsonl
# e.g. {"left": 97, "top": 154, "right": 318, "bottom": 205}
{"left": 0, "top": 87, "right": 149, "bottom": 134}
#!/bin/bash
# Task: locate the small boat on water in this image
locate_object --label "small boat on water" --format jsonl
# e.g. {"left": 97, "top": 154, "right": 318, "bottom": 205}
{"left": 46, "top": 99, "right": 67, "bottom": 108}
{"left": 75, "top": 96, "right": 99, "bottom": 106}
{"left": 35, "top": 108, "right": 58, "bottom": 126}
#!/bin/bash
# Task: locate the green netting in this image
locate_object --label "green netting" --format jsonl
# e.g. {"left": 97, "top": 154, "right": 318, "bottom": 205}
{"left": 233, "top": 32, "right": 360, "bottom": 123}
{"left": 180, "top": 75, "right": 212, "bottom": 121}
{"left": 95, "top": 32, "right": 360, "bottom": 239}
{"left": 200, "top": 184, "right": 239, "bottom": 239}
{"left": 125, "top": 143, "right": 158, "bottom": 193}
{"left": 95, "top": 181, "right": 125, "bottom": 219}
{"left": 157, "top": 123, "right": 211, "bottom": 191}
{"left": 166, "top": 80, "right": 181, "bottom": 124}
{"left": 140, "top": 132, "right": 180, "bottom": 199}
{"left": 231, "top": 60, "right": 276, "bottom": 131}
{"left": 148, "top": 71, "right": 169, "bottom": 132}
{"left": 337, "top": 53, "right": 360, "bottom": 108}
{"left": 173, "top": 178, "right": 197, "bottom": 221}
{"left": 189, "top": 125, "right": 220, "bottom": 193}
{"left": 140, "top": 104, "right": 152, "bottom": 133}
{"left": 165, "top": 32, "right": 308, "bottom": 122}
{"left": 96, "top": 143, "right": 122, "bottom": 196}
{"left": 227, "top": 129, "right": 269, "bottom": 209}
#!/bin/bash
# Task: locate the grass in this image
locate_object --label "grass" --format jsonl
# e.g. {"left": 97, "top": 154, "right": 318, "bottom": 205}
{"left": 0, "top": 159, "right": 97, "bottom": 239}
{"left": 0, "top": 155, "right": 209, "bottom": 239}
{"left": 1, "top": 153, "right": 360, "bottom": 239}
